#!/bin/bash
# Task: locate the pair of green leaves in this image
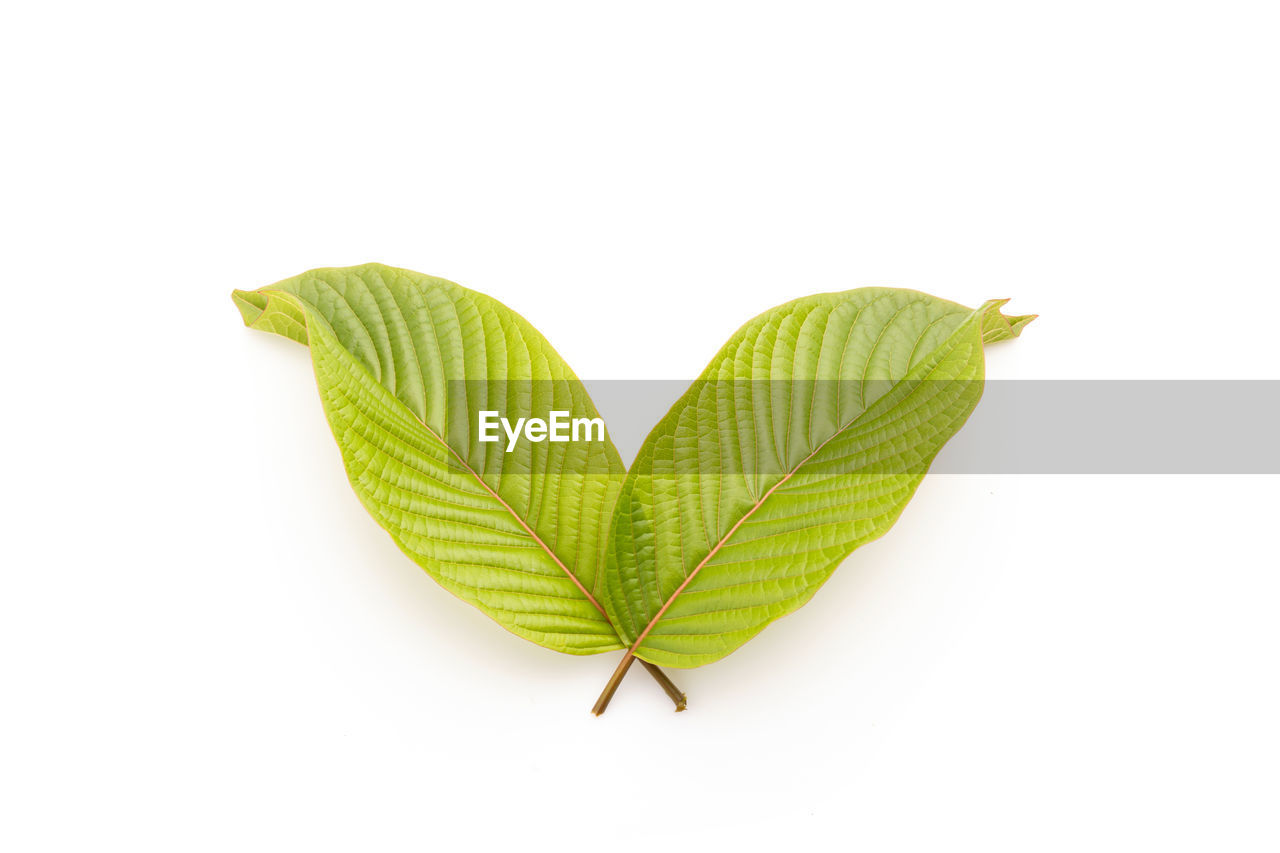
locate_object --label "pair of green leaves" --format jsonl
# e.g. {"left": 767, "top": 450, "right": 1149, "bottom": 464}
{"left": 233, "top": 264, "right": 1032, "bottom": 713}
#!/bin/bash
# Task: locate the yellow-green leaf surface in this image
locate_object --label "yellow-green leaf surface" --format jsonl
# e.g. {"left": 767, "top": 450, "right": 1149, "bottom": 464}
{"left": 234, "top": 264, "right": 626, "bottom": 654}
{"left": 602, "top": 288, "right": 1034, "bottom": 668}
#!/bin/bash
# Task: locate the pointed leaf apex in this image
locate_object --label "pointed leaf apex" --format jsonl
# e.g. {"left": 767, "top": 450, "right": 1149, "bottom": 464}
{"left": 231, "top": 288, "right": 309, "bottom": 344}
{"left": 232, "top": 289, "right": 268, "bottom": 326}
{"left": 978, "top": 298, "right": 1037, "bottom": 344}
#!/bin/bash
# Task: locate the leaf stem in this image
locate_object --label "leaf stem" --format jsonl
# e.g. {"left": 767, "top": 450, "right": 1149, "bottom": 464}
{"left": 640, "top": 660, "right": 687, "bottom": 711}
{"left": 592, "top": 652, "right": 637, "bottom": 716}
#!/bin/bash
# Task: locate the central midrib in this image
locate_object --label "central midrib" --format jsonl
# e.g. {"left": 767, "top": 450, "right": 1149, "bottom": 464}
{"left": 415, "top": 420, "right": 612, "bottom": 620}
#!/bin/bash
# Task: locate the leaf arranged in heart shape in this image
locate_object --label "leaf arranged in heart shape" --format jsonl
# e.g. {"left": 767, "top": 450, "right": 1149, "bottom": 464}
{"left": 233, "top": 264, "right": 631, "bottom": 654}
{"left": 600, "top": 289, "right": 1035, "bottom": 669}
{"left": 234, "top": 266, "right": 1032, "bottom": 713}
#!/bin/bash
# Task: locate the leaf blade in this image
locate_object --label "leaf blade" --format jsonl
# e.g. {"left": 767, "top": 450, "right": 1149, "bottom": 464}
{"left": 235, "top": 264, "right": 626, "bottom": 654}
{"left": 603, "top": 289, "right": 1032, "bottom": 667}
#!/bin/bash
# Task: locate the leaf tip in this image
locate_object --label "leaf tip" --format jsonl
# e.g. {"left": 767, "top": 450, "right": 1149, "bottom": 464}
{"left": 232, "top": 288, "right": 310, "bottom": 345}
{"left": 232, "top": 289, "right": 268, "bottom": 327}
{"left": 978, "top": 299, "right": 1037, "bottom": 344}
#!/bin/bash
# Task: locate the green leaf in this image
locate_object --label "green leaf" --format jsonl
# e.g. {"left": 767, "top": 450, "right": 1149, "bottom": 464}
{"left": 601, "top": 289, "right": 1034, "bottom": 668}
{"left": 233, "top": 264, "right": 627, "bottom": 654}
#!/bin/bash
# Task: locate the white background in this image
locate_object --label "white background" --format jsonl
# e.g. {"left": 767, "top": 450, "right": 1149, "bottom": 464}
{"left": 3, "top": 2, "right": 1278, "bottom": 850}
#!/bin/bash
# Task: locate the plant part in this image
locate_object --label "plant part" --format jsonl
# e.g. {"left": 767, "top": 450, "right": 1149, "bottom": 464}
{"left": 591, "top": 289, "right": 1034, "bottom": 712}
{"left": 232, "top": 264, "right": 686, "bottom": 708}
{"left": 233, "top": 264, "right": 1034, "bottom": 715}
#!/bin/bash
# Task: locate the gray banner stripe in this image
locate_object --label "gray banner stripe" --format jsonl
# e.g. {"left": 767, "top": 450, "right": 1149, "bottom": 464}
{"left": 581, "top": 380, "right": 1280, "bottom": 474}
